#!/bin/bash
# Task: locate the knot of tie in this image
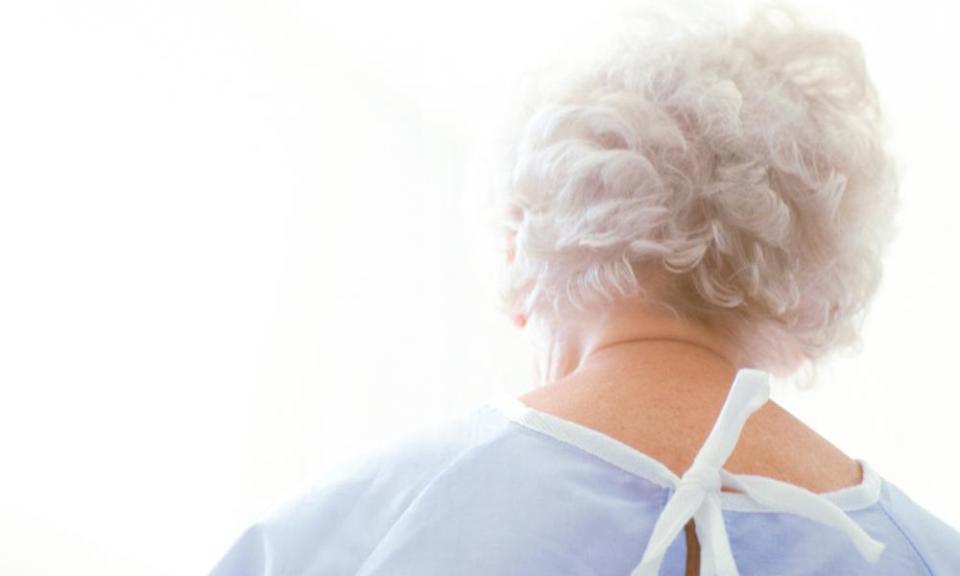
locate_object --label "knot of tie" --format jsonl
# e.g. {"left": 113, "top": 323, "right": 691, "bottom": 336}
{"left": 679, "top": 461, "right": 722, "bottom": 494}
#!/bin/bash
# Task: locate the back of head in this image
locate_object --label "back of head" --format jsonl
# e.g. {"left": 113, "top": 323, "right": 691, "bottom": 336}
{"left": 475, "top": 0, "right": 901, "bottom": 379}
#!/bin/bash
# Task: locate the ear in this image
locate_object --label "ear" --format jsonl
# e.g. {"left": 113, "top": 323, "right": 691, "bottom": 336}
{"left": 505, "top": 242, "right": 525, "bottom": 328}
{"left": 511, "top": 312, "right": 527, "bottom": 329}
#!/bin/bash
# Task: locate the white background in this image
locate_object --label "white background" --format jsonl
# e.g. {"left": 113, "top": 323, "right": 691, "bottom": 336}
{"left": 0, "top": 0, "right": 957, "bottom": 574}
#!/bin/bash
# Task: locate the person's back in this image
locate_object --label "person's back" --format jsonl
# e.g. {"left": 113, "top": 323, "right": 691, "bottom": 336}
{"left": 210, "top": 369, "right": 960, "bottom": 575}
{"left": 512, "top": 358, "right": 960, "bottom": 574}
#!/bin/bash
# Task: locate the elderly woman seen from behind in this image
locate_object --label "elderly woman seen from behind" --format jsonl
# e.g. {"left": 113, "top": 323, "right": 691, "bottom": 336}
{"left": 210, "top": 2, "right": 960, "bottom": 575}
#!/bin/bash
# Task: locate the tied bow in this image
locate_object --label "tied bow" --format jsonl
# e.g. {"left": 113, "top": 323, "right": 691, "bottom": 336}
{"left": 630, "top": 369, "right": 886, "bottom": 576}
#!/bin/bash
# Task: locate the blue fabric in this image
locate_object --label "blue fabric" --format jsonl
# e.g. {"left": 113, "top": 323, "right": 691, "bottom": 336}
{"left": 210, "top": 400, "right": 960, "bottom": 575}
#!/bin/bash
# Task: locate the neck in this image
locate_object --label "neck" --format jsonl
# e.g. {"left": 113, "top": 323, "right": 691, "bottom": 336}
{"left": 524, "top": 297, "right": 743, "bottom": 389}
{"left": 516, "top": 313, "right": 863, "bottom": 495}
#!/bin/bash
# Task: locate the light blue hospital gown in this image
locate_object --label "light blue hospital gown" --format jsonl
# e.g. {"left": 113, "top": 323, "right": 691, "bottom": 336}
{"left": 210, "top": 368, "right": 960, "bottom": 575}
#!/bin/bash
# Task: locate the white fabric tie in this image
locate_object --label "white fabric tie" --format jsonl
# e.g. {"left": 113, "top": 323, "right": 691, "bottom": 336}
{"left": 630, "top": 368, "right": 886, "bottom": 576}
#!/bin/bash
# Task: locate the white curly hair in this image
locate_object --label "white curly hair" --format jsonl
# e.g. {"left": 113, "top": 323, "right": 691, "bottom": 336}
{"left": 475, "top": 0, "right": 901, "bottom": 377}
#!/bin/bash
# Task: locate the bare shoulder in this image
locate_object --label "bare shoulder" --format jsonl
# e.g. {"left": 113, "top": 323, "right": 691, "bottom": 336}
{"left": 518, "top": 386, "right": 863, "bottom": 495}
{"left": 734, "top": 400, "right": 864, "bottom": 494}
